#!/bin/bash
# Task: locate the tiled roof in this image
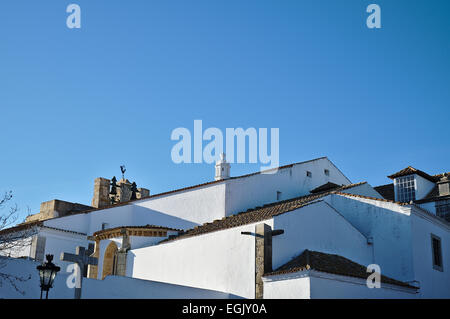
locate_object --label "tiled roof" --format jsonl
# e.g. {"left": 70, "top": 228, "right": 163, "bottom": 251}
{"left": 433, "top": 172, "right": 450, "bottom": 180}
{"left": 0, "top": 221, "right": 86, "bottom": 237}
{"left": 40, "top": 226, "right": 87, "bottom": 236}
{"left": 0, "top": 220, "right": 42, "bottom": 236}
{"left": 388, "top": 166, "right": 437, "bottom": 183}
{"left": 334, "top": 192, "right": 408, "bottom": 205}
{"left": 264, "top": 249, "right": 416, "bottom": 289}
{"left": 159, "top": 182, "right": 367, "bottom": 244}
{"left": 93, "top": 224, "right": 181, "bottom": 237}
{"left": 310, "top": 182, "right": 341, "bottom": 194}
{"left": 374, "top": 183, "right": 395, "bottom": 201}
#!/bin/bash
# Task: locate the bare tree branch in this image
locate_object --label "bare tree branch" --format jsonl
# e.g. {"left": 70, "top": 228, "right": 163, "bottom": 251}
{"left": 0, "top": 191, "right": 34, "bottom": 295}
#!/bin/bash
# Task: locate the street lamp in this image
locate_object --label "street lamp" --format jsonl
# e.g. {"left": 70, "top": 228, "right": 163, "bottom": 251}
{"left": 36, "top": 254, "right": 60, "bottom": 299}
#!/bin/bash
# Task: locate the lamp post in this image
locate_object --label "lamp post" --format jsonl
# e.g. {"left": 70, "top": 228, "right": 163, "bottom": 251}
{"left": 36, "top": 254, "right": 60, "bottom": 299}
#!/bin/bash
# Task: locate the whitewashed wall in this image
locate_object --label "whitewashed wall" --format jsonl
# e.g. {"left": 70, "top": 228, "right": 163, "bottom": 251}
{"left": 326, "top": 194, "right": 415, "bottom": 282}
{"left": 263, "top": 271, "right": 417, "bottom": 299}
{"left": 40, "top": 228, "right": 89, "bottom": 273}
{"left": 83, "top": 275, "right": 239, "bottom": 299}
{"left": 0, "top": 257, "right": 237, "bottom": 299}
{"left": 414, "top": 175, "right": 436, "bottom": 201}
{"left": 128, "top": 220, "right": 274, "bottom": 299}
{"left": 134, "top": 183, "right": 226, "bottom": 226}
{"left": 43, "top": 213, "right": 90, "bottom": 234}
{"left": 272, "top": 201, "right": 373, "bottom": 270}
{"left": 263, "top": 275, "right": 310, "bottom": 299}
{"left": 410, "top": 208, "right": 450, "bottom": 298}
{"left": 225, "top": 158, "right": 351, "bottom": 217}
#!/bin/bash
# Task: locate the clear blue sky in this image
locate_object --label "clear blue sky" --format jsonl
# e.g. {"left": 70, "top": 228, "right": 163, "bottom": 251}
{"left": 1, "top": 1, "right": 449, "bottom": 221}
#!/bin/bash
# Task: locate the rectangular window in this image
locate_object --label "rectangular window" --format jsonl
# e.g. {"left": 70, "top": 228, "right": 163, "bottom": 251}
{"left": 436, "top": 199, "right": 450, "bottom": 222}
{"left": 277, "top": 191, "right": 282, "bottom": 201}
{"left": 306, "top": 171, "right": 312, "bottom": 178}
{"left": 431, "top": 234, "right": 443, "bottom": 272}
{"left": 324, "top": 169, "right": 330, "bottom": 176}
{"left": 395, "top": 175, "right": 416, "bottom": 203}
{"left": 102, "top": 223, "right": 109, "bottom": 230}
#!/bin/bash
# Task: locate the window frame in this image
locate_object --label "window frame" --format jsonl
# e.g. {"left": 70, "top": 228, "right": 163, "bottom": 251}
{"left": 395, "top": 175, "right": 416, "bottom": 203}
{"left": 431, "top": 234, "right": 443, "bottom": 272}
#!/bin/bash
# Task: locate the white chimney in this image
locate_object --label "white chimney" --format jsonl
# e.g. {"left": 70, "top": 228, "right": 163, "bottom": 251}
{"left": 438, "top": 174, "right": 450, "bottom": 197}
{"left": 215, "top": 153, "right": 230, "bottom": 181}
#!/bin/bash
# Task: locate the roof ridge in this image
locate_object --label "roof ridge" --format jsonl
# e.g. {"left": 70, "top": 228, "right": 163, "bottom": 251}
{"left": 92, "top": 224, "right": 183, "bottom": 236}
{"left": 334, "top": 192, "right": 408, "bottom": 205}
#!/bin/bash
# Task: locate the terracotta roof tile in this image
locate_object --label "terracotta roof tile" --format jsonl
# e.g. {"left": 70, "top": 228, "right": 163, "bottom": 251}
{"left": 0, "top": 220, "right": 42, "bottom": 236}
{"left": 388, "top": 166, "right": 437, "bottom": 182}
{"left": 334, "top": 192, "right": 408, "bottom": 205}
{"left": 264, "top": 249, "right": 416, "bottom": 289}
{"left": 93, "top": 224, "right": 181, "bottom": 237}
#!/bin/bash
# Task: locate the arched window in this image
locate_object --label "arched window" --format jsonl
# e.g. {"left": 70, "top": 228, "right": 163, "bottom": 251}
{"left": 102, "top": 241, "right": 118, "bottom": 280}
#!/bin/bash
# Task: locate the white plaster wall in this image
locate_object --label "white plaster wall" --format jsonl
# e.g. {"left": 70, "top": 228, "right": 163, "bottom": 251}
{"left": 0, "top": 235, "right": 33, "bottom": 259}
{"left": 415, "top": 175, "right": 436, "bottom": 201}
{"left": 129, "top": 204, "right": 198, "bottom": 231}
{"left": 86, "top": 205, "right": 135, "bottom": 235}
{"left": 129, "top": 234, "right": 174, "bottom": 250}
{"left": 272, "top": 201, "right": 373, "bottom": 270}
{"left": 263, "top": 271, "right": 417, "bottom": 299}
{"left": 43, "top": 213, "right": 90, "bottom": 234}
{"left": 82, "top": 275, "right": 239, "bottom": 299}
{"left": 326, "top": 194, "right": 415, "bottom": 282}
{"left": 0, "top": 257, "right": 237, "bottom": 299}
{"left": 0, "top": 256, "right": 74, "bottom": 299}
{"left": 225, "top": 158, "right": 351, "bottom": 217}
{"left": 308, "top": 273, "right": 417, "bottom": 299}
{"left": 40, "top": 228, "right": 89, "bottom": 273}
{"left": 263, "top": 275, "right": 310, "bottom": 299}
{"left": 133, "top": 183, "right": 226, "bottom": 226}
{"left": 129, "top": 220, "right": 274, "bottom": 299}
{"left": 410, "top": 210, "right": 450, "bottom": 298}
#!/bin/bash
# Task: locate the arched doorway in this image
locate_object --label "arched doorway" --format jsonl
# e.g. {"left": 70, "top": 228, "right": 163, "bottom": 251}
{"left": 102, "top": 241, "right": 118, "bottom": 279}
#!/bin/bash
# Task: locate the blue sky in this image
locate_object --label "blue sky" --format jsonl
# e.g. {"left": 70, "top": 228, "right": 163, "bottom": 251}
{"left": 0, "top": 1, "right": 449, "bottom": 221}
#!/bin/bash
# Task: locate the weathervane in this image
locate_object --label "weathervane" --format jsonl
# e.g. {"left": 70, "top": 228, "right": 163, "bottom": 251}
{"left": 120, "top": 165, "right": 126, "bottom": 180}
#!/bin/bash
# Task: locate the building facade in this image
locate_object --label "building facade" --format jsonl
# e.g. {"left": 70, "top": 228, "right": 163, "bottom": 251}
{"left": 1, "top": 157, "right": 448, "bottom": 298}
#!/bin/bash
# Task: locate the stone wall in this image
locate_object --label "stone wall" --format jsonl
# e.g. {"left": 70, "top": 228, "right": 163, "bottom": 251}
{"left": 25, "top": 200, "right": 92, "bottom": 223}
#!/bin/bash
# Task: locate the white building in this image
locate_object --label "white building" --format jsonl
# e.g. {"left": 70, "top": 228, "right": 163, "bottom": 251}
{"left": 1, "top": 157, "right": 449, "bottom": 299}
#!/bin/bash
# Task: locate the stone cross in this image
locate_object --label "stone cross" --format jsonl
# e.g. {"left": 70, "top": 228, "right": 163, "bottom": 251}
{"left": 60, "top": 246, "right": 98, "bottom": 299}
